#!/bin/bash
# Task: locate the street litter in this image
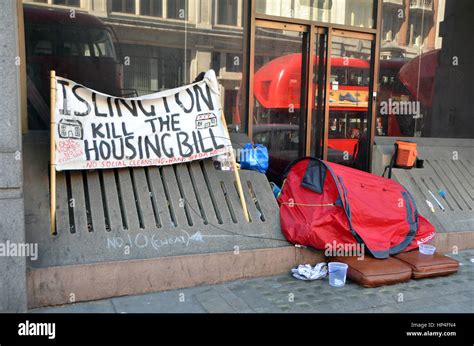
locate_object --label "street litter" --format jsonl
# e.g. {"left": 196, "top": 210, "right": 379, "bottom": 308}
{"left": 291, "top": 262, "right": 328, "bottom": 281}
{"left": 428, "top": 190, "right": 445, "bottom": 212}
{"left": 419, "top": 244, "right": 436, "bottom": 255}
{"left": 426, "top": 200, "right": 435, "bottom": 213}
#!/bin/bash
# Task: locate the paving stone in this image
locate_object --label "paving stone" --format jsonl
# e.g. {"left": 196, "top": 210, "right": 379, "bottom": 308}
{"left": 226, "top": 287, "right": 276, "bottom": 311}
{"left": 194, "top": 289, "right": 237, "bottom": 313}
{"left": 31, "top": 299, "right": 116, "bottom": 313}
{"left": 30, "top": 249, "right": 474, "bottom": 314}
{"left": 351, "top": 305, "right": 401, "bottom": 313}
{"left": 111, "top": 288, "right": 207, "bottom": 313}
{"left": 213, "top": 286, "right": 254, "bottom": 313}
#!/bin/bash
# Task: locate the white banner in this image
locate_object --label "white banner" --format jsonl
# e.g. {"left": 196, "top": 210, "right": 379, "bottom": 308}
{"left": 53, "top": 70, "right": 231, "bottom": 171}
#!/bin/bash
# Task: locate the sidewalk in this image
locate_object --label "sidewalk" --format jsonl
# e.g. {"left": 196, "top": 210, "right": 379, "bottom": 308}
{"left": 31, "top": 250, "right": 474, "bottom": 313}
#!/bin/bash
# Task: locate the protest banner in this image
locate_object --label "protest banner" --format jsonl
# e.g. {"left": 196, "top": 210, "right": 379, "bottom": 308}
{"left": 53, "top": 70, "right": 230, "bottom": 170}
{"left": 49, "top": 70, "right": 249, "bottom": 233}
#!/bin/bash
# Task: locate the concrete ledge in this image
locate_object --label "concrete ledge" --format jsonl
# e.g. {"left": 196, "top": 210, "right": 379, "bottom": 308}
{"left": 433, "top": 231, "right": 474, "bottom": 253}
{"left": 27, "top": 246, "right": 324, "bottom": 308}
{"left": 27, "top": 231, "right": 474, "bottom": 308}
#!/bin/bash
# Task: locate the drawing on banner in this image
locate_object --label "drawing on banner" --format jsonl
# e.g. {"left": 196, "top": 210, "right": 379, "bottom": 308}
{"left": 195, "top": 112, "right": 217, "bottom": 130}
{"left": 58, "top": 119, "right": 83, "bottom": 140}
{"left": 53, "top": 70, "right": 230, "bottom": 171}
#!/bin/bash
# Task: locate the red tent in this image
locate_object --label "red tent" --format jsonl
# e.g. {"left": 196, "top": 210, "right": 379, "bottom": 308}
{"left": 278, "top": 158, "right": 436, "bottom": 258}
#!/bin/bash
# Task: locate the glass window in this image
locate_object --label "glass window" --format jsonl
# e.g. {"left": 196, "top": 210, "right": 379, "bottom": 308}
{"left": 52, "top": 0, "right": 80, "bottom": 7}
{"left": 331, "top": 67, "right": 370, "bottom": 86}
{"left": 226, "top": 53, "right": 241, "bottom": 72}
{"left": 327, "top": 35, "right": 373, "bottom": 171}
{"left": 141, "top": 0, "right": 163, "bottom": 17}
{"left": 23, "top": 0, "right": 245, "bottom": 133}
{"left": 376, "top": 0, "right": 461, "bottom": 138}
{"left": 25, "top": 24, "right": 56, "bottom": 56}
{"left": 112, "top": 0, "right": 135, "bottom": 14}
{"left": 211, "top": 52, "right": 221, "bottom": 73}
{"left": 253, "top": 131, "right": 272, "bottom": 149}
{"left": 256, "top": 0, "right": 375, "bottom": 28}
{"left": 57, "top": 27, "right": 115, "bottom": 58}
{"left": 167, "top": 0, "right": 188, "bottom": 20}
{"left": 215, "top": 0, "right": 238, "bottom": 26}
{"left": 121, "top": 45, "right": 187, "bottom": 95}
{"left": 252, "top": 26, "right": 307, "bottom": 182}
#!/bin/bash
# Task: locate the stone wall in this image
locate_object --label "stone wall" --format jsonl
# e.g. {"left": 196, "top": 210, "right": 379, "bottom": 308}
{"left": 0, "top": 0, "right": 27, "bottom": 312}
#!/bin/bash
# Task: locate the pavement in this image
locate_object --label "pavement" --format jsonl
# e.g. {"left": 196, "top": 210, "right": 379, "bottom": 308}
{"left": 30, "top": 249, "right": 474, "bottom": 313}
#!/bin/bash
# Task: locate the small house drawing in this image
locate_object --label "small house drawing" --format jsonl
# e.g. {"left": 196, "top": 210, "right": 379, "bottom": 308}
{"left": 195, "top": 113, "right": 217, "bottom": 130}
{"left": 58, "top": 119, "right": 83, "bottom": 140}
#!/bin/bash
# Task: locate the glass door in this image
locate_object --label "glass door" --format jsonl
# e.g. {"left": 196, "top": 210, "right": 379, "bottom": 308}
{"left": 325, "top": 30, "right": 375, "bottom": 171}
{"left": 251, "top": 21, "right": 307, "bottom": 182}
{"left": 251, "top": 21, "right": 328, "bottom": 183}
{"left": 250, "top": 24, "right": 375, "bottom": 180}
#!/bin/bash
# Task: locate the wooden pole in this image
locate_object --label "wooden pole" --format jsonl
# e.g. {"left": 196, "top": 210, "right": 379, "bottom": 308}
{"left": 50, "top": 70, "right": 57, "bottom": 235}
{"left": 220, "top": 111, "right": 250, "bottom": 222}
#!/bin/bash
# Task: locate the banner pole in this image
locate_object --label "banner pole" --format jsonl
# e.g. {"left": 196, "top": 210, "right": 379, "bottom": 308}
{"left": 50, "top": 70, "right": 56, "bottom": 235}
{"left": 220, "top": 111, "right": 250, "bottom": 222}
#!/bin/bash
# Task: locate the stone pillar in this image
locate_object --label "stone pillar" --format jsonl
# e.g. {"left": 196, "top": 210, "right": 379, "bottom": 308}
{"left": 89, "top": 0, "right": 109, "bottom": 17}
{"left": 0, "top": 0, "right": 27, "bottom": 312}
{"left": 196, "top": 0, "right": 212, "bottom": 29}
{"left": 195, "top": 50, "right": 212, "bottom": 75}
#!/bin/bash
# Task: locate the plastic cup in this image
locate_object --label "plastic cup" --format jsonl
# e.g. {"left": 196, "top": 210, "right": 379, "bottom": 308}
{"left": 419, "top": 244, "right": 436, "bottom": 255}
{"left": 328, "top": 262, "right": 348, "bottom": 287}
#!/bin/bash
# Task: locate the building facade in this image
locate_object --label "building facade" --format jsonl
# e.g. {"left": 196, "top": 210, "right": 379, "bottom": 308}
{"left": 0, "top": 0, "right": 471, "bottom": 312}
{"left": 22, "top": 0, "right": 469, "bottom": 171}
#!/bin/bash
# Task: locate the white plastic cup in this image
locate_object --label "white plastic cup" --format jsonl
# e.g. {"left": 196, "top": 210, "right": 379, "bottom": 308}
{"left": 328, "top": 262, "right": 348, "bottom": 287}
{"left": 419, "top": 244, "right": 436, "bottom": 255}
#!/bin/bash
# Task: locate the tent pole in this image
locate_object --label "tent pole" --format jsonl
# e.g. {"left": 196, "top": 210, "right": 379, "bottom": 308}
{"left": 220, "top": 111, "right": 250, "bottom": 222}
{"left": 50, "top": 70, "right": 57, "bottom": 235}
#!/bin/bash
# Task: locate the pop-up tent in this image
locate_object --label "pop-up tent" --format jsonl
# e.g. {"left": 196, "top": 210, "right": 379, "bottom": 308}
{"left": 278, "top": 158, "right": 436, "bottom": 258}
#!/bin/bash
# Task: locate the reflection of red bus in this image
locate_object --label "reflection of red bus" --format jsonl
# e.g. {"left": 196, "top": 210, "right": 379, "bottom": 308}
{"left": 250, "top": 53, "right": 425, "bottom": 141}
{"left": 248, "top": 52, "right": 424, "bottom": 179}
{"left": 251, "top": 53, "right": 375, "bottom": 168}
{"left": 238, "top": 50, "right": 438, "bottom": 179}
{"left": 254, "top": 53, "right": 370, "bottom": 111}
{"left": 24, "top": 4, "right": 124, "bottom": 129}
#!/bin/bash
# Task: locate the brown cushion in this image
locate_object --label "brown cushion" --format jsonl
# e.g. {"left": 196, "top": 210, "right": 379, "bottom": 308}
{"left": 330, "top": 255, "right": 412, "bottom": 288}
{"left": 393, "top": 251, "right": 459, "bottom": 279}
